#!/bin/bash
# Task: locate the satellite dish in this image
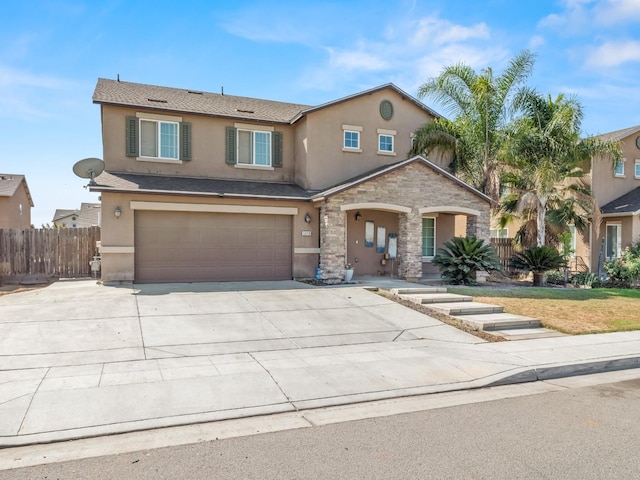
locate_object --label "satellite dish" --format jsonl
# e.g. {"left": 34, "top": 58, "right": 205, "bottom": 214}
{"left": 73, "top": 157, "right": 104, "bottom": 186}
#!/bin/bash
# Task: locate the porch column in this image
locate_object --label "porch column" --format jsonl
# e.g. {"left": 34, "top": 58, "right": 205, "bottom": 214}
{"left": 398, "top": 210, "right": 422, "bottom": 281}
{"left": 466, "top": 214, "right": 490, "bottom": 242}
{"left": 319, "top": 201, "right": 347, "bottom": 283}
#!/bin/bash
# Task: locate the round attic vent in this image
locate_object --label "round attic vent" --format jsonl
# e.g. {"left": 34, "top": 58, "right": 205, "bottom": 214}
{"left": 380, "top": 100, "right": 393, "bottom": 120}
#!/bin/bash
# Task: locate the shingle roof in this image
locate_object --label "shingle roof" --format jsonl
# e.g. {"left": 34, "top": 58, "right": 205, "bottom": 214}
{"left": 52, "top": 203, "right": 101, "bottom": 226}
{"left": 93, "top": 78, "right": 311, "bottom": 124}
{"left": 313, "top": 155, "right": 493, "bottom": 204}
{"left": 93, "top": 79, "right": 442, "bottom": 124}
{"left": 91, "top": 172, "right": 317, "bottom": 200}
{"left": 600, "top": 187, "right": 640, "bottom": 216}
{"left": 0, "top": 174, "right": 34, "bottom": 206}
{"left": 593, "top": 125, "right": 640, "bottom": 142}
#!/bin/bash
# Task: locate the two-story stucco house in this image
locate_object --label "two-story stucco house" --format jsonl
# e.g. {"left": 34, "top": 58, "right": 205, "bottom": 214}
{"left": 579, "top": 125, "right": 640, "bottom": 273}
{"left": 90, "top": 79, "right": 492, "bottom": 284}
{"left": 0, "top": 174, "right": 33, "bottom": 229}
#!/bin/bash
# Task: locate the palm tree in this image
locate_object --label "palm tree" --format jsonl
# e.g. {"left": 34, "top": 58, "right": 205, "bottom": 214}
{"left": 503, "top": 92, "right": 621, "bottom": 247}
{"left": 411, "top": 50, "right": 536, "bottom": 203}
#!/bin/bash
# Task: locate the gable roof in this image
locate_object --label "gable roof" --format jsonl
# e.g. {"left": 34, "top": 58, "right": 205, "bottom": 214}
{"left": 312, "top": 155, "right": 493, "bottom": 204}
{"left": 594, "top": 125, "right": 640, "bottom": 142}
{"left": 93, "top": 79, "right": 441, "bottom": 125}
{"left": 292, "top": 83, "right": 442, "bottom": 123}
{"left": 600, "top": 186, "right": 640, "bottom": 216}
{"left": 52, "top": 203, "right": 101, "bottom": 226}
{"left": 0, "top": 174, "right": 34, "bottom": 206}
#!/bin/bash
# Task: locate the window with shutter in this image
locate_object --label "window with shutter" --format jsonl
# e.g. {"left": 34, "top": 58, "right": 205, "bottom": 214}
{"left": 128, "top": 116, "right": 182, "bottom": 161}
{"left": 229, "top": 127, "right": 275, "bottom": 167}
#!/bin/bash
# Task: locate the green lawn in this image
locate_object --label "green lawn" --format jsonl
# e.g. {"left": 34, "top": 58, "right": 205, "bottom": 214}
{"left": 447, "top": 286, "right": 640, "bottom": 334}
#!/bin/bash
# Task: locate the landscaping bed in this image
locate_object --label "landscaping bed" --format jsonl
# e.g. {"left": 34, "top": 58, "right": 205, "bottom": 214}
{"left": 447, "top": 285, "right": 640, "bottom": 334}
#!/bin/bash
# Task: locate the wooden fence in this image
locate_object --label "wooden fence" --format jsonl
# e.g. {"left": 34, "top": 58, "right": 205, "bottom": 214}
{"left": 490, "top": 237, "right": 521, "bottom": 271}
{"left": 0, "top": 227, "right": 101, "bottom": 281}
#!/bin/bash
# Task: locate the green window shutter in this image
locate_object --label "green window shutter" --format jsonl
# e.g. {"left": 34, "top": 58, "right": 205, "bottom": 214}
{"left": 179, "top": 122, "right": 192, "bottom": 161}
{"left": 272, "top": 131, "right": 283, "bottom": 168}
{"left": 125, "top": 116, "right": 139, "bottom": 157}
{"left": 225, "top": 126, "right": 237, "bottom": 165}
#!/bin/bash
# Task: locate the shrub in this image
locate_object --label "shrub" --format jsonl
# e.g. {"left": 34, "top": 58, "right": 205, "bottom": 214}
{"left": 571, "top": 272, "right": 598, "bottom": 288}
{"left": 509, "top": 246, "right": 566, "bottom": 287}
{"left": 545, "top": 270, "right": 565, "bottom": 285}
{"left": 603, "top": 243, "right": 640, "bottom": 288}
{"left": 509, "top": 246, "right": 566, "bottom": 273}
{"left": 433, "top": 237, "right": 501, "bottom": 285}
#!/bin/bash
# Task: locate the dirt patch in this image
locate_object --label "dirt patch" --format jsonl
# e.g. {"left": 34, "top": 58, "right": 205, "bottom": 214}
{"left": 376, "top": 290, "right": 507, "bottom": 342}
{"left": 0, "top": 283, "right": 48, "bottom": 297}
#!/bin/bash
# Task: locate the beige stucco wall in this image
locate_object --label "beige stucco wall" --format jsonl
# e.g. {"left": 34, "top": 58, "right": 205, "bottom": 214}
{"left": 100, "top": 105, "right": 297, "bottom": 183}
{"left": 300, "top": 89, "right": 436, "bottom": 190}
{"left": 0, "top": 186, "right": 31, "bottom": 228}
{"left": 99, "top": 191, "right": 319, "bottom": 282}
{"left": 589, "top": 216, "right": 639, "bottom": 272}
{"left": 591, "top": 133, "right": 640, "bottom": 207}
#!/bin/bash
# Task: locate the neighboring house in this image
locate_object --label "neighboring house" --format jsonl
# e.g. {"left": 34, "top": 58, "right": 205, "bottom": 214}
{"left": 583, "top": 125, "right": 640, "bottom": 273}
{"left": 52, "top": 203, "right": 101, "bottom": 228}
{"left": 90, "top": 79, "right": 492, "bottom": 284}
{"left": 0, "top": 174, "right": 33, "bottom": 229}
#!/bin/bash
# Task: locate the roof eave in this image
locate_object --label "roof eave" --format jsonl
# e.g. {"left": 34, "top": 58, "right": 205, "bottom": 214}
{"left": 89, "top": 185, "right": 312, "bottom": 201}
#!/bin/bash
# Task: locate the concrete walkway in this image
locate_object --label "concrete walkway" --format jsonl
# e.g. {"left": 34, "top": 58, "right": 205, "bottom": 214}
{"left": 1, "top": 278, "right": 640, "bottom": 447}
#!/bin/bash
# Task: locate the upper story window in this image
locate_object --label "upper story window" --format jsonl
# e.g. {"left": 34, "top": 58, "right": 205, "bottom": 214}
{"left": 225, "top": 124, "right": 283, "bottom": 169}
{"left": 140, "top": 119, "right": 178, "bottom": 159}
{"left": 342, "top": 124, "right": 363, "bottom": 153}
{"left": 377, "top": 128, "right": 396, "bottom": 156}
{"left": 614, "top": 158, "right": 625, "bottom": 177}
{"left": 238, "top": 129, "right": 271, "bottom": 166}
{"left": 635, "top": 160, "right": 640, "bottom": 179}
{"left": 126, "top": 114, "right": 191, "bottom": 162}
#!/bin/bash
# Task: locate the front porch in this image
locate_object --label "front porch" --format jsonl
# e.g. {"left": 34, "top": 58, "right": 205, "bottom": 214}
{"left": 310, "top": 157, "right": 493, "bottom": 283}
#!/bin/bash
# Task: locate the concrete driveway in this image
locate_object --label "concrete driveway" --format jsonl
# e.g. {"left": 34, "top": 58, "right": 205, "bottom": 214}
{"left": 3, "top": 279, "right": 640, "bottom": 446}
{"left": 0, "top": 279, "right": 478, "bottom": 370}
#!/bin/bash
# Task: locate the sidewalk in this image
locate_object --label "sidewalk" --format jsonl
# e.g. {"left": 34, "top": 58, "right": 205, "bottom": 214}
{"left": 2, "top": 279, "right": 640, "bottom": 447}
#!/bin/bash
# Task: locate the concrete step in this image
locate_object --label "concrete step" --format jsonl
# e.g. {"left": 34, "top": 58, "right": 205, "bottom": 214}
{"left": 390, "top": 287, "right": 447, "bottom": 295}
{"left": 426, "top": 301, "right": 505, "bottom": 316}
{"left": 399, "top": 293, "right": 473, "bottom": 305}
{"left": 485, "top": 327, "right": 567, "bottom": 340}
{"left": 450, "top": 312, "right": 542, "bottom": 331}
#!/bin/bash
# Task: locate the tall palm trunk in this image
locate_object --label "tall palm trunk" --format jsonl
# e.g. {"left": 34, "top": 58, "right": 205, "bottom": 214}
{"left": 537, "top": 195, "right": 548, "bottom": 247}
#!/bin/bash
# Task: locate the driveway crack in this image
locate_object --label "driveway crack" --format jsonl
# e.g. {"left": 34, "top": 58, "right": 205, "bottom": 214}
{"left": 248, "top": 352, "right": 296, "bottom": 410}
{"left": 17, "top": 367, "right": 49, "bottom": 436}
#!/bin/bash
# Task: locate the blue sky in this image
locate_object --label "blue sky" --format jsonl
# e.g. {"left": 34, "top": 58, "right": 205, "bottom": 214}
{"left": 2, "top": 0, "right": 640, "bottom": 227}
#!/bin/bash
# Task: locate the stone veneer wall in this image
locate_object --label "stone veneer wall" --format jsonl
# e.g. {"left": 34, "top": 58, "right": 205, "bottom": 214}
{"left": 318, "top": 161, "right": 491, "bottom": 282}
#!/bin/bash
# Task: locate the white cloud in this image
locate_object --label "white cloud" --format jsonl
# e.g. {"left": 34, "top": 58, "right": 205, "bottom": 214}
{"left": 0, "top": 66, "right": 72, "bottom": 89}
{"left": 585, "top": 40, "right": 640, "bottom": 67}
{"left": 411, "top": 16, "right": 490, "bottom": 47}
{"left": 328, "top": 48, "right": 389, "bottom": 72}
{"left": 539, "top": 0, "right": 640, "bottom": 30}
{"left": 593, "top": 0, "right": 640, "bottom": 25}
{"left": 528, "top": 35, "right": 546, "bottom": 49}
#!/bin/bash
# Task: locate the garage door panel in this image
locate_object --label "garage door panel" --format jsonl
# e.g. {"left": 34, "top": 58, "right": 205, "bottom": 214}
{"left": 135, "top": 211, "right": 292, "bottom": 283}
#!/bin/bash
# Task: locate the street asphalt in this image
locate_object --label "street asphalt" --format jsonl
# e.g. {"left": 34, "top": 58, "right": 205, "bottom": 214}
{"left": 1, "top": 278, "right": 640, "bottom": 448}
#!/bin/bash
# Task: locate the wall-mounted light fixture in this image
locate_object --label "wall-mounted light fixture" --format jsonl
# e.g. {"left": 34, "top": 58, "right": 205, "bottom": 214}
{"left": 355, "top": 211, "right": 362, "bottom": 222}
{"left": 114, "top": 206, "right": 122, "bottom": 219}
{"left": 304, "top": 212, "right": 312, "bottom": 223}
